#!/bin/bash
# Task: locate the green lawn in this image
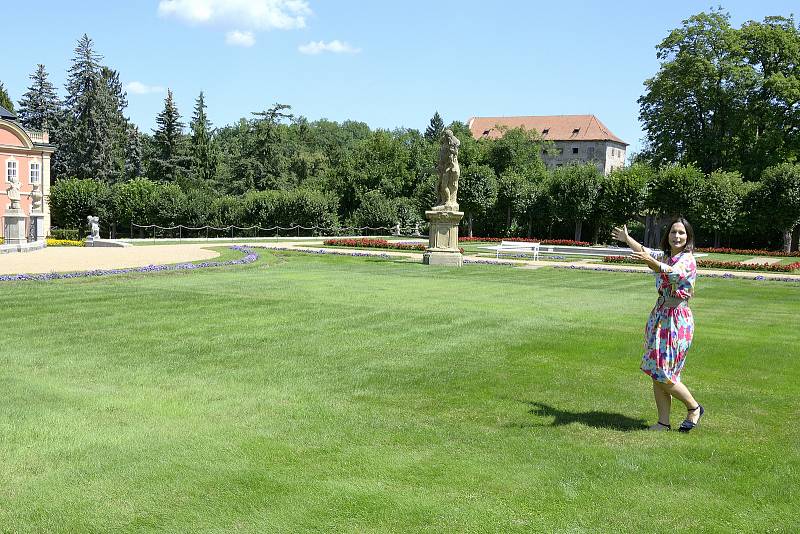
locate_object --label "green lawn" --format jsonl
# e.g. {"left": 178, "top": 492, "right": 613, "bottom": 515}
{"left": 1, "top": 251, "right": 798, "bottom": 532}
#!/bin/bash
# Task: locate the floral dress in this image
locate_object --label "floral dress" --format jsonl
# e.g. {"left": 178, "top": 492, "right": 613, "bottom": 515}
{"left": 641, "top": 251, "right": 697, "bottom": 383}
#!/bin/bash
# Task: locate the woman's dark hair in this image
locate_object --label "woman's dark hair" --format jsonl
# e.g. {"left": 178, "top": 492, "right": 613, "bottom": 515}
{"left": 660, "top": 217, "right": 694, "bottom": 256}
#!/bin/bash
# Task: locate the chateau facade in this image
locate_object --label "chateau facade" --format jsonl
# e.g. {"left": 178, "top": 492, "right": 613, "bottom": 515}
{"left": 468, "top": 115, "right": 628, "bottom": 175}
{"left": 0, "top": 105, "right": 54, "bottom": 242}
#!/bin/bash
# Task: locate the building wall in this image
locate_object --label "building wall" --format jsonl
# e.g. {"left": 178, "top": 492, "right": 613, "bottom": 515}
{"left": 542, "top": 140, "right": 627, "bottom": 175}
{"left": 0, "top": 121, "right": 52, "bottom": 239}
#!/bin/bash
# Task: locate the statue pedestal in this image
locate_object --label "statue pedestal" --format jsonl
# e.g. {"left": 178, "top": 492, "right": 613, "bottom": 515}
{"left": 29, "top": 213, "right": 46, "bottom": 242}
{"left": 423, "top": 210, "right": 463, "bottom": 267}
{"left": 85, "top": 237, "right": 132, "bottom": 248}
{"left": 3, "top": 209, "right": 28, "bottom": 246}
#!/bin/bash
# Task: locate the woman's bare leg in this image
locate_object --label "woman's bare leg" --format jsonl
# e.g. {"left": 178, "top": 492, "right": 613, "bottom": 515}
{"left": 653, "top": 379, "right": 672, "bottom": 426}
{"left": 661, "top": 381, "right": 700, "bottom": 423}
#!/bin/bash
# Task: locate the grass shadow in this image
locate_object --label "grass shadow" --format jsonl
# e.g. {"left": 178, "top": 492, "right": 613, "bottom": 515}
{"left": 512, "top": 401, "right": 649, "bottom": 431}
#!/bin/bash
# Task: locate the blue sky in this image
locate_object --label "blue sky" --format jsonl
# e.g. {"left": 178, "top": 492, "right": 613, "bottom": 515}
{"left": 2, "top": 1, "right": 797, "bottom": 155}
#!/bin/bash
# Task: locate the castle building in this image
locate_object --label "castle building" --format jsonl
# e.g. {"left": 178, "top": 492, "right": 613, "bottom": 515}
{"left": 468, "top": 115, "right": 628, "bottom": 175}
{"left": 1, "top": 104, "right": 54, "bottom": 244}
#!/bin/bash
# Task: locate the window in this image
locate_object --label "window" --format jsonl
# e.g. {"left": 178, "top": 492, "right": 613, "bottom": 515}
{"left": 6, "top": 160, "right": 17, "bottom": 182}
{"left": 30, "top": 161, "right": 41, "bottom": 183}
{"left": 572, "top": 128, "right": 580, "bottom": 134}
{"left": 588, "top": 146, "right": 595, "bottom": 158}
{"left": 542, "top": 128, "right": 550, "bottom": 135}
{"left": 482, "top": 129, "right": 491, "bottom": 136}
{"left": 557, "top": 148, "right": 564, "bottom": 155}
{"left": 572, "top": 147, "right": 579, "bottom": 154}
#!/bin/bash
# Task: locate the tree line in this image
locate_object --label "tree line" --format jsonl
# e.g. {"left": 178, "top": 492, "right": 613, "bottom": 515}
{"left": 2, "top": 12, "right": 799, "bottom": 250}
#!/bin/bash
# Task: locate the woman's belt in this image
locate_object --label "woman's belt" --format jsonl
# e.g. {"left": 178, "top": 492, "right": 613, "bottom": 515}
{"left": 656, "top": 295, "right": 689, "bottom": 308}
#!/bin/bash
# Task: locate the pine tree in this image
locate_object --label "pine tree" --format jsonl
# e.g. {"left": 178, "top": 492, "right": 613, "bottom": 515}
{"left": 62, "top": 34, "right": 115, "bottom": 181}
{"left": 190, "top": 91, "right": 217, "bottom": 183}
{"left": 424, "top": 111, "right": 445, "bottom": 142}
{"left": 100, "top": 67, "right": 129, "bottom": 183}
{"left": 17, "top": 65, "right": 61, "bottom": 131}
{"left": 0, "top": 81, "right": 14, "bottom": 112}
{"left": 150, "top": 89, "right": 189, "bottom": 182}
{"left": 125, "top": 123, "right": 144, "bottom": 180}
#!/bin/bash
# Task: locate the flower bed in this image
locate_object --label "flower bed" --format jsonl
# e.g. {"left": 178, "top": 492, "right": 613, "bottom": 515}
{"left": 603, "top": 255, "right": 800, "bottom": 273}
{"left": 696, "top": 247, "right": 800, "bottom": 257}
{"left": 46, "top": 238, "right": 84, "bottom": 247}
{"left": 324, "top": 238, "right": 426, "bottom": 251}
{"left": 0, "top": 246, "right": 258, "bottom": 282}
{"left": 459, "top": 237, "right": 591, "bottom": 246}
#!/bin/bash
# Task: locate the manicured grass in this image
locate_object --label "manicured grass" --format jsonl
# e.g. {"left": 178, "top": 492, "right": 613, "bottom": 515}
{"left": 1, "top": 252, "right": 798, "bottom": 532}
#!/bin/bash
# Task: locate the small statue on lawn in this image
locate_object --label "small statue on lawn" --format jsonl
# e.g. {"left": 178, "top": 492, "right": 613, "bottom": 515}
{"left": 87, "top": 215, "right": 100, "bottom": 239}
{"left": 433, "top": 129, "right": 460, "bottom": 211}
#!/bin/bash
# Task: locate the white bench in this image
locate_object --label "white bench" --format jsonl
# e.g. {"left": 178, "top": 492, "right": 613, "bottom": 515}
{"left": 492, "top": 240, "right": 540, "bottom": 260}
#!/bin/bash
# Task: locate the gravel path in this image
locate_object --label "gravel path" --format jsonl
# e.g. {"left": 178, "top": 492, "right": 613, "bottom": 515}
{"left": 0, "top": 245, "right": 220, "bottom": 275}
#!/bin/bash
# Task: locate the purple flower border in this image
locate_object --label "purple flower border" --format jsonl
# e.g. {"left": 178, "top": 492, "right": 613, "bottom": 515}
{"left": 553, "top": 264, "right": 800, "bottom": 283}
{"left": 0, "top": 246, "right": 259, "bottom": 283}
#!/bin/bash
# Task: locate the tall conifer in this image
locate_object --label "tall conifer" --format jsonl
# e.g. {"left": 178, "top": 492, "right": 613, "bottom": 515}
{"left": 151, "top": 89, "right": 188, "bottom": 182}
{"left": 17, "top": 65, "right": 61, "bottom": 131}
{"left": 0, "top": 81, "right": 14, "bottom": 112}
{"left": 190, "top": 91, "right": 217, "bottom": 183}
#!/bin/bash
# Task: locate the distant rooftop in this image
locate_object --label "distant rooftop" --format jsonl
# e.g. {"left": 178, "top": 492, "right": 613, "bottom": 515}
{"left": 0, "top": 104, "right": 17, "bottom": 121}
{"left": 468, "top": 115, "right": 627, "bottom": 145}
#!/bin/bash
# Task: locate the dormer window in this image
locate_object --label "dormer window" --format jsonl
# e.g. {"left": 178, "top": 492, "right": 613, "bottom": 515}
{"left": 483, "top": 129, "right": 491, "bottom": 136}
{"left": 542, "top": 128, "right": 550, "bottom": 135}
{"left": 572, "top": 128, "right": 580, "bottom": 134}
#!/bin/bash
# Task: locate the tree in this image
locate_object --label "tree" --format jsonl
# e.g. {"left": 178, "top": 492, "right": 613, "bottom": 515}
{"left": 99, "top": 66, "right": 129, "bottom": 183}
{"left": 350, "top": 190, "right": 398, "bottom": 229}
{"left": 738, "top": 16, "right": 800, "bottom": 178}
{"left": 0, "top": 81, "right": 14, "bottom": 112}
{"left": 694, "top": 170, "right": 747, "bottom": 247}
{"left": 150, "top": 89, "right": 189, "bottom": 182}
{"left": 190, "top": 91, "right": 217, "bottom": 184}
{"left": 549, "top": 163, "right": 603, "bottom": 241}
{"left": 638, "top": 10, "right": 800, "bottom": 178}
{"left": 49, "top": 178, "right": 111, "bottom": 229}
{"left": 484, "top": 126, "right": 547, "bottom": 177}
{"left": 250, "top": 102, "right": 294, "bottom": 189}
{"left": 599, "top": 163, "right": 652, "bottom": 232}
{"left": 459, "top": 164, "right": 498, "bottom": 237}
{"left": 112, "top": 178, "right": 159, "bottom": 236}
{"left": 125, "top": 124, "right": 144, "bottom": 181}
{"left": 496, "top": 170, "right": 528, "bottom": 234}
{"left": 638, "top": 9, "right": 752, "bottom": 174}
{"left": 757, "top": 163, "right": 800, "bottom": 252}
{"left": 60, "top": 34, "right": 118, "bottom": 182}
{"left": 16, "top": 65, "right": 61, "bottom": 131}
{"left": 644, "top": 164, "right": 703, "bottom": 246}
{"left": 424, "top": 111, "right": 444, "bottom": 142}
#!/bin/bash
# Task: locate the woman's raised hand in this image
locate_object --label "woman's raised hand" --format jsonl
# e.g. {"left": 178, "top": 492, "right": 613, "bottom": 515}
{"left": 611, "top": 225, "right": 629, "bottom": 243}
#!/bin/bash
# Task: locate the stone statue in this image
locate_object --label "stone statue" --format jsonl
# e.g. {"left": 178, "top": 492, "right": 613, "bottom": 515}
{"left": 87, "top": 215, "right": 100, "bottom": 239}
{"left": 6, "top": 175, "right": 21, "bottom": 210}
{"left": 30, "top": 184, "right": 43, "bottom": 212}
{"left": 392, "top": 222, "right": 401, "bottom": 236}
{"left": 434, "top": 129, "right": 460, "bottom": 211}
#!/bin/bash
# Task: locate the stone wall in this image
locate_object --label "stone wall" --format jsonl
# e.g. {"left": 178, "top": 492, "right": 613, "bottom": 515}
{"left": 542, "top": 140, "right": 627, "bottom": 175}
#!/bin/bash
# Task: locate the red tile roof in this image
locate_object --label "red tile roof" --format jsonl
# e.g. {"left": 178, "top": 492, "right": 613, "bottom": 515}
{"left": 468, "top": 115, "right": 627, "bottom": 145}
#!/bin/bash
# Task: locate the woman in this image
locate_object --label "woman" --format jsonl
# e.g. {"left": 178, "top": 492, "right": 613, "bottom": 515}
{"left": 612, "top": 218, "right": 704, "bottom": 432}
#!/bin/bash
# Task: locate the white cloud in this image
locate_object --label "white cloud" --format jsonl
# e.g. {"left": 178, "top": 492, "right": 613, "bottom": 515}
{"left": 124, "top": 82, "right": 165, "bottom": 95}
{"left": 226, "top": 30, "right": 256, "bottom": 47}
{"left": 158, "top": 0, "right": 311, "bottom": 31}
{"left": 298, "top": 40, "right": 361, "bottom": 55}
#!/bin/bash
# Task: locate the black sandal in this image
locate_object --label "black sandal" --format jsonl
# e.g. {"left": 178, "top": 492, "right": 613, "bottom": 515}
{"left": 649, "top": 421, "right": 671, "bottom": 431}
{"left": 678, "top": 405, "right": 704, "bottom": 433}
